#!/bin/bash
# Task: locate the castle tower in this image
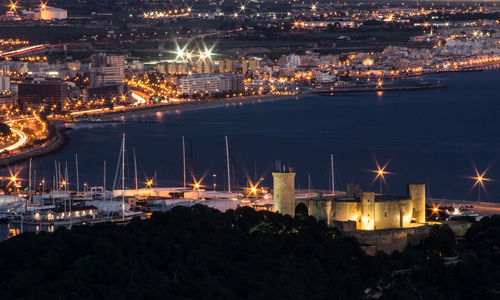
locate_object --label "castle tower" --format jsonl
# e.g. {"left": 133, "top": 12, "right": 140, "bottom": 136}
{"left": 409, "top": 184, "right": 426, "bottom": 224}
{"left": 272, "top": 169, "right": 296, "bottom": 216}
{"left": 360, "top": 192, "right": 375, "bottom": 230}
{"left": 346, "top": 183, "right": 361, "bottom": 197}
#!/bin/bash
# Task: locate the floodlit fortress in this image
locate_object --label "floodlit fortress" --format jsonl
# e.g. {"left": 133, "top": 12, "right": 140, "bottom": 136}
{"left": 273, "top": 168, "right": 425, "bottom": 231}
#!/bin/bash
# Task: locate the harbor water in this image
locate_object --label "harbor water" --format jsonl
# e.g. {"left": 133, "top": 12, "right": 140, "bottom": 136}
{"left": 2, "top": 69, "right": 500, "bottom": 204}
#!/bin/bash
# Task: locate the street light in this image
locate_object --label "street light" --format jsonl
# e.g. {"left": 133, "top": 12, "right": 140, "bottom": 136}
{"left": 8, "top": 1, "right": 18, "bottom": 13}
{"left": 372, "top": 162, "right": 391, "bottom": 195}
{"left": 471, "top": 169, "right": 490, "bottom": 203}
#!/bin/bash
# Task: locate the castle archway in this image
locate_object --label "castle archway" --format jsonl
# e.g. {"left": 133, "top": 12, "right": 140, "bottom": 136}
{"left": 295, "top": 203, "right": 309, "bottom": 218}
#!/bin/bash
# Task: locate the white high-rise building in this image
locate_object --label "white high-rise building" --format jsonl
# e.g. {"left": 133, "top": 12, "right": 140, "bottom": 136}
{"left": 178, "top": 74, "right": 243, "bottom": 95}
{"left": 90, "top": 54, "right": 125, "bottom": 87}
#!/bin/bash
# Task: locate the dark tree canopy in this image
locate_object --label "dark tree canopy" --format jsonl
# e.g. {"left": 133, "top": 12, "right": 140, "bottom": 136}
{"left": 0, "top": 206, "right": 499, "bottom": 299}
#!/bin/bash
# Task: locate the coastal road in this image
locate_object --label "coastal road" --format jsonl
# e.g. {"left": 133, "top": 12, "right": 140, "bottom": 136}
{"left": 0, "top": 126, "right": 28, "bottom": 153}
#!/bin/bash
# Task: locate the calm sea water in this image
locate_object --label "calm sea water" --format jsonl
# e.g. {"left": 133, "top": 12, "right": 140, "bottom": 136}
{"left": 3, "top": 69, "right": 500, "bottom": 202}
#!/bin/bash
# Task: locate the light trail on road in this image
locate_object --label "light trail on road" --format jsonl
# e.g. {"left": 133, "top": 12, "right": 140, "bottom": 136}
{"left": 0, "top": 126, "right": 28, "bottom": 152}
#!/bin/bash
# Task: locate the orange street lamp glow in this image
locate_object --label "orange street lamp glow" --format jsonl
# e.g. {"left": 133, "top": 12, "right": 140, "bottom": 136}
{"left": 470, "top": 169, "right": 491, "bottom": 202}
{"left": 245, "top": 179, "right": 262, "bottom": 196}
{"left": 191, "top": 176, "right": 203, "bottom": 191}
{"left": 8, "top": 0, "right": 18, "bottom": 13}
{"left": 7, "top": 168, "right": 21, "bottom": 187}
{"left": 371, "top": 161, "right": 391, "bottom": 195}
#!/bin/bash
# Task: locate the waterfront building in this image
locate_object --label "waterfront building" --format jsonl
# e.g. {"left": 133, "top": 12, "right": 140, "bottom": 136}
{"left": 273, "top": 169, "right": 426, "bottom": 230}
{"left": 178, "top": 73, "right": 243, "bottom": 95}
{"left": 18, "top": 78, "right": 69, "bottom": 105}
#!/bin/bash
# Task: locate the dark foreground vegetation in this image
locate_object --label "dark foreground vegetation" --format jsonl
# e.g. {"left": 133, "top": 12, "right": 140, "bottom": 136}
{"left": 0, "top": 205, "right": 500, "bottom": 299}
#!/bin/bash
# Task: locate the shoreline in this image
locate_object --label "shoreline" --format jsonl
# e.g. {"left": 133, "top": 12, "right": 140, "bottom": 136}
{"left": 94, "top": 93, "right": 301, "bottom": 121}
{"left": 0, "top": 126, "right": 69, "bottom": 167}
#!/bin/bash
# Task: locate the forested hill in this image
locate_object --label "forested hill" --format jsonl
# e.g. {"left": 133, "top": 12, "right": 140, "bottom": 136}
{"left": 0, "top": 205, "right": 500, "bottom": 299}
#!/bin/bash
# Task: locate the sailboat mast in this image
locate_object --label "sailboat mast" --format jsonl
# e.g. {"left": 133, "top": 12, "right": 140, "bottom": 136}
{"left": 121, "top": 133, "right": 126, "bottom": 220}
{"left": 133, "top": 148, "right": 138, "bottom": 191}
{"left": 33, "top": 169, "right": 36, "bottom": 203}
{"left": 331, "top": 154, "right": 335, "bottom": 195}
{"left": 308, "top": 172, "right": 311, "bottom": 193}
{"left": 225, "top": 136, "right": 231, "bottom": 192}
{"left": 28, "top": 158, "right": 32, "bottom": 203}
{"left": 54, "top": 161, "right": 58, "bottom": 192}
{"left": 182, "top": 136, "right": 186, "bottom": 189}
{"left": 75, "top": 153, "right": 79, "bottom": 194}
{"left": 103, "top": 160, "right": 106, "bottom": 202}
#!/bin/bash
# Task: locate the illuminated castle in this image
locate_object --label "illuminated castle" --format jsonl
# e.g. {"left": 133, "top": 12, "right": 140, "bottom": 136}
{"left": 272, "top": 169, "right": 425, "bottom": 230}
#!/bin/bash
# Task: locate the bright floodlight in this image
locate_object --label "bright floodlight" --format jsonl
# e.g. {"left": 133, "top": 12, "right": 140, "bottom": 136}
{"left": 198, "top": 49, "right": 206, "bottom": 60}
{"left": 240, "top": 4, "right": 245, "bottom": 11}
{"left": 175, "top": 45, "right": 186, "bottom": 61}
{"left": 204, "top": 49, "right": 212, "bottom": 60}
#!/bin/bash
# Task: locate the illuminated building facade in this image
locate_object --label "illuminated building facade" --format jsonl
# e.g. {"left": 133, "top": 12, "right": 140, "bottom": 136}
{"left": 178, "top": 74, "right": 243, "bottom": 95}
{"left": 219, "top": 58, "right": 238, "bottom": 74}
{"left": 242, "top": 58, "right": 260, "bottom": 75}
{"left": 272, "top": 170, "right": 426, "bottom": 230}
{"left": 34, "top": 6, "right": 67, "bottom": 20}
{"left": 195, "top": 59, "right": 215, "bottom": 74}
{"left": 18, "top": 79, "right": 68, "bottom": 104}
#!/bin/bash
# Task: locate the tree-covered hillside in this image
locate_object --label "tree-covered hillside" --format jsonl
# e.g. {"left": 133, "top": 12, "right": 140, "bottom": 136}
{"left": 0, "top": 206, "right": 500, "bottom": 299}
